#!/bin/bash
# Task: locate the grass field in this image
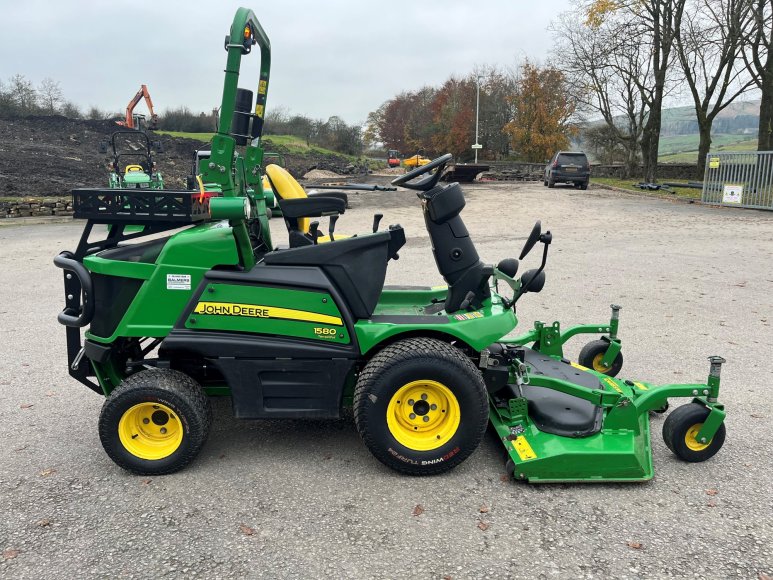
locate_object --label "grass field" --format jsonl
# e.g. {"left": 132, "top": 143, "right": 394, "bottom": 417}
{"left": 592, "top": 176, "right": 702, "bottom": 199}
{"left": 156, "top": 130, "right": 215, "bottom": 142}
{"left": 156, "top": 131, "right": 359, "bottom": 159}
{"left": 658, "top": 134, "right": 757, "bottom": 163}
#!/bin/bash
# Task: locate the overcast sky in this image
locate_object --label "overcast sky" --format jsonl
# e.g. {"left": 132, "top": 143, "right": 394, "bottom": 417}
{"left": 1, "top": 0, "right": 575, "bottom": 123}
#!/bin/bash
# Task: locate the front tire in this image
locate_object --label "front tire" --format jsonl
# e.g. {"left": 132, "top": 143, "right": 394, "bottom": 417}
{"left": 354, "top": 338, "right": 488, "bottom": 476}
{"left": 578, "top": 339, "right": 623, "bottom": 377}
{"left": 98, "top": 369, "right": 212, "bottom": 475}
{"left": 663, "top": 403, "right": 725, "bottom": 462}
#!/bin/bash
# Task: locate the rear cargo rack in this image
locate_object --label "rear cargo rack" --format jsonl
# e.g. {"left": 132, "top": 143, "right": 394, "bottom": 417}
{"left": 72, "top": 188, "right": 210, "bottom": 223}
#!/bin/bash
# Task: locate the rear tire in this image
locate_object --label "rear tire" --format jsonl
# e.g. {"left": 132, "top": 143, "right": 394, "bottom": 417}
{"left": 663, "top": 403, "right": 725, "bottom": 462}
{"left": 580, "top": 181, "right": 589, "bottom": 190}
{"left": 354, "top": 338, "right": 488, "bottom": 476}
{"left": 98, "top": 369, "right": 212, "bottom": 475}
{"left": 548, "top": 178, "right": 555, "bottom": 188}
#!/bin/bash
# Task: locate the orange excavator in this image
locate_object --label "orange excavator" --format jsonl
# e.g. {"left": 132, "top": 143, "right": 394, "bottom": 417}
{"left": 117, "top": 84, "right": 158, "bottom": 130}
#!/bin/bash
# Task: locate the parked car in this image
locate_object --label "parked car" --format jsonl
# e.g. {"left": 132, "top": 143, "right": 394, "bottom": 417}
{"left": 543, "top": 151, "right": 590, "bottom": 189}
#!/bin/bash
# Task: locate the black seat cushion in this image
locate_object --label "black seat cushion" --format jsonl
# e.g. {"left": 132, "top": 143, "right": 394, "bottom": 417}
{"left": 263, "top": 228, "right": 405, "bottom": 320}
{"left": 520, "top": 349, "right": 604, "bottom": 438}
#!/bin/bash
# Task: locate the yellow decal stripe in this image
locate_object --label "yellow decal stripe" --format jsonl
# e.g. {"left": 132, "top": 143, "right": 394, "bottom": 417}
{"left": 512, "top": 436, "right": 537, "bottom": 461}
{"left": 571, "top": 362, "right": 590, "bottom": 371}
{"left": 193, "top": 301, "right": 342, "bottom": 326}
{"left": 633, "top": 382, "right": 649, "bottom": 391}
{"left": 603, "top": 377, "right": 623, "bottom": 393}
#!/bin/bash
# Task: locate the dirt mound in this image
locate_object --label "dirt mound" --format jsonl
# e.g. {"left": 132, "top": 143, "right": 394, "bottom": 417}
{"left": 303, "top": 169, "right": 342, "bottom": 179}
{"left": 0, "top": 116, "right": 369, "bottom": 198}
{"left": 0, "top": 115, "right": 205, "bottom": 197}
{"left": 261, "top": 138, "right": 369, "bottom": 179}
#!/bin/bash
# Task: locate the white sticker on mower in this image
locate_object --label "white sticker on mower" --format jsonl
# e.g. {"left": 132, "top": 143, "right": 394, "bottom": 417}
{"left": 167, "top": 274, "right": 191, "bottom": 290}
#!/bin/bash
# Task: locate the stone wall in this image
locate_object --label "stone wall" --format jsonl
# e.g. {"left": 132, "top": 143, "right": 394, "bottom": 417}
{"left": 0, "top": 198, "right": 73, "bottom": 219}
{"left": 590, "top": 163, "right": 702, "bottom": 181}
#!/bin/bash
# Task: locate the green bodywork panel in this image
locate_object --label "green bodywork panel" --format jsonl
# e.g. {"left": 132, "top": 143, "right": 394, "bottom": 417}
{"left": 85, "top": 222, "right": 239, "bottom": 342}
{"left": 355, "top": 286, "right": 517, "bottom": 354}
{"left": 490, "top": 405, "right": 654, "bottom": 483}
{"left": 185, "top": 283, "right": 349, "bottom": 344}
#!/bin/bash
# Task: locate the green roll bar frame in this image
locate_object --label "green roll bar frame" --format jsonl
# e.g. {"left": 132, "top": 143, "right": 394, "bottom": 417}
{"left": 200, "top": 7, "right": 273, "bottom": 269}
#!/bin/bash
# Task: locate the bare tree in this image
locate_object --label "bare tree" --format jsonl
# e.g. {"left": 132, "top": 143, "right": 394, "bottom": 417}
{"left": 631, "top": 0, "right": 688, "bottom": 181}
{"left": 551, "top": 11, "right": 650, "bottom": 176}
{"left": 744, "top": 0, "right": 773, "bottom": 150}
{"left": 60, "top": 101, "right": 82, "bottom": 119}
{"left": 8, "top": 74, "right": 37, "bottom": 114}
{"left": 676, "top": 0, "right": 755, "bottom": 172}
{"left": 38, "top": 78, "right": 63, "bottom": 115}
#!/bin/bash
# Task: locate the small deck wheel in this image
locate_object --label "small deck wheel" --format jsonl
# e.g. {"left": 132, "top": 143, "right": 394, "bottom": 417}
{"left": 662, "top": 403, "right": 725, "bottom": 462}
{"left": 98, "top": 369, "right": 212, "bottom": 475}
{"left": 578, "top": 339, "right": 623, "bottom": 377}
{"left": 354, "top": 337, "right": 488, "bottom": 476}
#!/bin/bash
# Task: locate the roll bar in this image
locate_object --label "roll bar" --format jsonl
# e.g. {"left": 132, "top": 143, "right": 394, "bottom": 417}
{"left": 217, "top": 7, "right": 271, "bottom": 144}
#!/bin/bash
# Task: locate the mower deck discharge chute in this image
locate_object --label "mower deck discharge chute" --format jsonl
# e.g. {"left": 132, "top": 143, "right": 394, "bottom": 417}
{"left": 54, "top": 8, "right": 727, "bottom": 482}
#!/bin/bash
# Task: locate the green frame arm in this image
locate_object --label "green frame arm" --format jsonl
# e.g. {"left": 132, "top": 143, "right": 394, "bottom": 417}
{"left": 200, "top": 8, "right": 273, "bottom": 269}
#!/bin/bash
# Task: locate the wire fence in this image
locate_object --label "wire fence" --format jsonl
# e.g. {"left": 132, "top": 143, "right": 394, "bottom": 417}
{"left": 701, "top": 152, "right": 773, "bottom": 210}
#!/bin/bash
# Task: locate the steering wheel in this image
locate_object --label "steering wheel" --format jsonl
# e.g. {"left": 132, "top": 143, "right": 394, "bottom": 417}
{"left": 391, "top": 153, "right": 452, "bottom": 191}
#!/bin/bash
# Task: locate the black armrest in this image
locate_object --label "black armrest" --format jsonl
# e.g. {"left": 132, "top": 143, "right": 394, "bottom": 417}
{"left": 278, "top": 196, "right": 346, "bottom": 219}
{"left": 308, "top": 190, "right": 349, "bottom": 207}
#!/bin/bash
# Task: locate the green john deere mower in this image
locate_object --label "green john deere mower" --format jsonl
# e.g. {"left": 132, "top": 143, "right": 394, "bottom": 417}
{"left": 100, "top": 130, "right": 164, "bottom": 191}
{"left": 55, "top": 8, "right": 727, "bottom": 482}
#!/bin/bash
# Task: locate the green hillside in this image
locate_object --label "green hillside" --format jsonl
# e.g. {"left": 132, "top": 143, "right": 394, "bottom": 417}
{"left": 659, "top": 134, "right": 758, "bottom": 163}
{"left": 156, "top": 131, "right": 356, "bottom": 158}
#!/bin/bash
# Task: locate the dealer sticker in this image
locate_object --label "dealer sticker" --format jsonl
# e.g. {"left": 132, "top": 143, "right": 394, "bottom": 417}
{"left": 167, "top": 274, "right": 191, "bottom": 290}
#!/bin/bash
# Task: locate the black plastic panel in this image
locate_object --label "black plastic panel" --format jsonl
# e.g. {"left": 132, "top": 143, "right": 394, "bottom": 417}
{"left": 519, "top": 349, "right": 604, "bottom": 438}
{"left": 89, "top": 274, "right": 143, "bottom": 338}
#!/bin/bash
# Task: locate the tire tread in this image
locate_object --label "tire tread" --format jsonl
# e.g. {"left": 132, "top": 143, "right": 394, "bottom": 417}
{"left": 354, "top": 337, "right": 488, "bottom": 476}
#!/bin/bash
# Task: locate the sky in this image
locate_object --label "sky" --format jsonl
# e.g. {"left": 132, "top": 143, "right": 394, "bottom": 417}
{"left": 0, "top": 0, "right": 574, "bottom": 123}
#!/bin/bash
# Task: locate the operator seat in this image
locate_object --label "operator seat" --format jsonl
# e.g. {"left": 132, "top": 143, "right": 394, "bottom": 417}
{"left": 264, "top": 164, "right": 349, "bottom": 245}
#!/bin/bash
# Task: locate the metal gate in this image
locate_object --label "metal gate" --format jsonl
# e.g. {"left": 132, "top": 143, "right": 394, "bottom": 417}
{"left": 701, "top": 151, "right": 773, "bottom": 210}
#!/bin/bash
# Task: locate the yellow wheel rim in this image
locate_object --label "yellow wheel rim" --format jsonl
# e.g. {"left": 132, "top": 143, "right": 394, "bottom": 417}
{"left": 684, "top": 423, "right": 711, "bottom": 452}
{"left": 118, "top": 402, "right": 183, "bottom": 460}
{"left": 386, "top": 380, "right": 460, "bottom": 451}
{"left": 592, "top": 352, "right": 611, "bottom": 373}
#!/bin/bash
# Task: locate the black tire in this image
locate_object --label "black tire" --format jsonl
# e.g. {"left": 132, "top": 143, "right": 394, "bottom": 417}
{"left": 662, "top": 403, "right": 725, "bottom": 462}
{"left": 543, "top": 179, "right": 548, "bottom": 186}
{"left": 578, "top": 339, "right": 623, "bottom": 377}
{"left": 98, "top": 369, "right": 212, "bottom": 475}
{"left": 354, "top": 338, "right": 488, "bottom": 476}
{"left": 579, "top": 181, "right": 589, "bottom": 190}
{"left": 266, "top": 208, "right": 273, "bottom": 220}
{"left": 547, "top": 178, "right": 555, "bottom": 188}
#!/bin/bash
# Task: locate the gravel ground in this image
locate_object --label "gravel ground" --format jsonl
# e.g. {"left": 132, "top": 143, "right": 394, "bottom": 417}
{"left": 0, "top": 182, "right": 771, "bottom": 579}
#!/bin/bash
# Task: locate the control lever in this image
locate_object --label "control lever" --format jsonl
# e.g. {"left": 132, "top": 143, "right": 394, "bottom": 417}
{"left": 458, "top": 291, "right": 476, "bottom": 311}
{"left": 309, "top": 221, "right": 320, "bottom": 245}
{"left": 372, "top": 213, "right": 383, "bottom": 233}
{"left": 328, "top": 215, "right": 339, "bottom": 242}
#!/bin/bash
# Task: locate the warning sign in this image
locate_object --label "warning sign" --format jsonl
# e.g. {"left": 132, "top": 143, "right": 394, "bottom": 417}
{"left": 722, "top": 184, "right": 743, "bottom": 204}
{"left": 709, "top": 157, "right": 720, "bottom": 169}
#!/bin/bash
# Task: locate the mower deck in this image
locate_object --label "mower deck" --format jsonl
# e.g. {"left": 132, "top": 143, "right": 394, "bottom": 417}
{"left": 489, "top": 349, "right": 655, "bottom": 482}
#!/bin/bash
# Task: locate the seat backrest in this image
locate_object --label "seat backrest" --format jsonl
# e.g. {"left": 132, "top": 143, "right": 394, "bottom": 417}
{"left": 420, "top": 182, "right": 491, "bottom": 312}
{"left": 265, "top": 164, "right": 309, "bottom": 233}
